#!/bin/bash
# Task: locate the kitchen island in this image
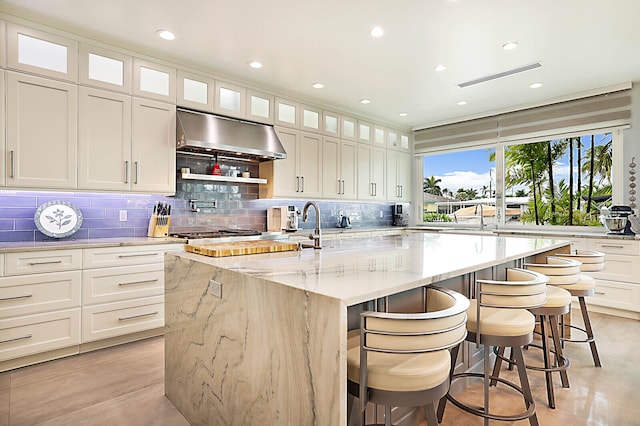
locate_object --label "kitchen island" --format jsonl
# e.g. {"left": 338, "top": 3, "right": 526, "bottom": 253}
{"left": 164, "top": 232, "right": 569, "bottom": 425}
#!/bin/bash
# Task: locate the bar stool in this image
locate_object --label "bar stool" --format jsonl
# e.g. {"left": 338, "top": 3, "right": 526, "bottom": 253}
{"left": 491, "top": 258, "right": 575, "bottom": 409}
{"left": 553, "top": 250, "right": 605, "bottom": 367}
{"left": 347, "top": 286, "right": 469, "bottom": 426}
{"left": 437, "top": 268, "right": 548, "bottom": 426}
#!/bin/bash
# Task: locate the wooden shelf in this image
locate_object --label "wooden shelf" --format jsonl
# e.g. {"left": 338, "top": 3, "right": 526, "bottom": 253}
{"left": 180, "top": 172, "right": 267, "bottom": 184}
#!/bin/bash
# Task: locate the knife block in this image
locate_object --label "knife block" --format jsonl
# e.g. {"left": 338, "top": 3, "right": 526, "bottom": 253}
{"left": 147, "top": 214, "right": 170, "bottom": 237}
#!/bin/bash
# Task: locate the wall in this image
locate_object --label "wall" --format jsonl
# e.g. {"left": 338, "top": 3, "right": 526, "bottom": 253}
{"left": 0, "top": 186, "right": 397, "bottom": 243}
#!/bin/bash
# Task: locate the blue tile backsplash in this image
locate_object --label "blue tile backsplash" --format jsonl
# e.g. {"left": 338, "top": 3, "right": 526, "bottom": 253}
{"left": 0, "top": 186, "right": 401, "bottom": 243}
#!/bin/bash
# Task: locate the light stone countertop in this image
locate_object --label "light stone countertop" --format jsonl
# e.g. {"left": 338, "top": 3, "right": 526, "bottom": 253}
{"left": 0, "top": 237, "right": 185, "bottom": 253}
{"left": 173, "top": 232, "right": 569, "bottom": 306}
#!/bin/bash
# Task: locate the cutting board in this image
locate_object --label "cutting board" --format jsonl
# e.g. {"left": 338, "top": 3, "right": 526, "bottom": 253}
{"left": 185, "top": 240, "right": 299, "bottom": 257}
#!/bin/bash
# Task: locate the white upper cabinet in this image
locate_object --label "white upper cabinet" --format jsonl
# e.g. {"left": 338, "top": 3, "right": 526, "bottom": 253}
{"left": 341, "top": 115, "right": 357, "bottom": 141}
{"left": 322, "top": 136, "right": 357, "bottom": 199}
{"left": 247, "top": 90, "right": 274, "bottom": 124}
{"left": 358, "top": 121, "right": 372, "bottom": 144}
{"left": 131, "top": 98, "right": 176, "bottom": 194}
{"left": 133, "top": 58, "right": 176, "bottom": 103}
{"left": 323, "top": 111, "right": 340, "bottom": 137}
{"left": 78, "top": 87, "right": 132, "bottom": 191}
{"left": 177, "top": 70, "right": 214, "bottom": 112}
{"left": 387, "top": 129, "right": 399, "bottom": 149}
{"left": 275, "top": 98, "right": 299, "bottom": 128}
{"left": 6, "top": 72, "right": 78, "bottom": 189}
{"left": 0, "top": 21, "right": 6, "bottom": 68}
{"left": 0, "top": 71, "right": 4, "bottom": 186}
{"left": 6, "top": 23, "right": 78, "bottom": 82}
{"left": 79, "top": 44, "right": 132, "bottom": 93}
{"left": 301, "top": 104, "right": 321, "bottom": 133}
{"left": 386, "top": 150, "right": 411, "bottom": 201}
{"left": 373, "top": 125, "right": 386, "bottom": 147}
{"left": 214, "top": 80, "right": 246, "bottom": 118}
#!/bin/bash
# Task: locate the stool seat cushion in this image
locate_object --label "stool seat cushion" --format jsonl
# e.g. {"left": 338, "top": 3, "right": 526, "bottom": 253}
{"left": 558, "top": 274, "right": 595, "bottom": 291}
{"left": 541, "top": 285, "right": 572, "bottom": 308}
{"left": 466, "top": 299, "right": 535, "bottom": 337}
{"left": 347, "top": 344, "right": 451, "bottom": 392}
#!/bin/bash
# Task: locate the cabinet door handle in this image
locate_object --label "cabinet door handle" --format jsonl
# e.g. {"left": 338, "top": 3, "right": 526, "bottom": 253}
{"left": 0, "top": 294, "right": 33, "bottom": 301}
{"left": 373, "top": 183, "right": 377, "bottom": 196}
{"left": 399, "top": 185, "right": 403, "bottom": 198}
{"left": 301, "top": 176, "right": 304, "bottom": 192}
{"left": 370, "top": 183, "right": 374, "bottom": 196}
{"left": 29, "top": 260, "right": 63, "bottom": 266}
{"left": 10, "top": 150, "right": 15, "bottom": 179}
{"left": 134, "top": 161, "right": 139, "bottom": 184}
{"left": 118, "top": 253, "right": 158, "bottom": 258}
{"left": 119, "top": 311, "right": 159, "bottom": 321}
{"left": 600, "top": 244, "right": 624, "bottom": 249}
{"left": 0, "top": 334, "right": 32, "bottom": 344}
{"left": 125, "top": 160, "right": 129, "bottom": 184}
{"left": 118, "top": 279, "right": 159, "bottom": 286}
{"left": 296, "top": 176, "right": 300, "bottom": 192}
{"left": 337, "top": 180, "right": 341, "bottom": 194}
{"left": 594, "top": 291, "right": 606, "bottom": 295}
{"left": 341, "top": 180, "right": 345, "bottom": 195}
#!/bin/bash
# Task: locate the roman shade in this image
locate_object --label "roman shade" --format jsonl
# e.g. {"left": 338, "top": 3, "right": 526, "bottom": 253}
{"left": 414, "top": 85, "right": 632, "bottom": 154}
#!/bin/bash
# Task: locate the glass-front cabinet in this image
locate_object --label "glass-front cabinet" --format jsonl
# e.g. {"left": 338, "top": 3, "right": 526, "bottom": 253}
{"left": 79, "top": 44, "right": 132, "bottom": 94}
{"left": 247, "top": 90, "right": 274, "bottom": 124}
{"left": 133, "top": 59, "right": 176, "bottom": 103}
{"left": 214, "top": 80, "right": 246, "bottom": 118}
{"left": 6, "top": 23, "right": 78, "bottom": 82}
{"left": 177, "top": 70, "right": 215, "bottom": 112}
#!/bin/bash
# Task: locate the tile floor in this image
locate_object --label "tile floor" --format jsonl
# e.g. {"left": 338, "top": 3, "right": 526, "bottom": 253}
{"left": 1, "top": 311, "right": 638, "bottom": 425}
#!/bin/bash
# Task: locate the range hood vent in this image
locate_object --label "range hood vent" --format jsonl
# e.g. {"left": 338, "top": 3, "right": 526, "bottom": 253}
{"left": 176, "top": 108, "right": 287, "bottom": 161}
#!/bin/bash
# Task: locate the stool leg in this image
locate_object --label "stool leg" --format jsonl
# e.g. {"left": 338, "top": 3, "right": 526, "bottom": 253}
{"left": 483, "top": 344, "right": 490, "bottom": 426}
{"left": 437, "top": 343, "right": 460, "bottom": 422}
{"left": 512, "top": 345, "right": 539, "bottom": 426}
{"left": 490, "top": 346, "right": 506, "bottom": 386}
{"left": 550, "top": 314, "right": 570, "bottom": 388}
{"left": 579, "top": 296, "right": 602, "bottom": 367}
{"left": 384, "top": 405, "right": 391, "bottom": 426}
{"left": 424, "top": 402, "right": 438, "bottom": 426}
{"left": 539, "top": 315, "right": 556, "bottom": 409}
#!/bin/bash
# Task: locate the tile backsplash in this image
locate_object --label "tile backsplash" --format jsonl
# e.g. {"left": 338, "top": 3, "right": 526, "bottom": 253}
{"left": 0, "top": 184, "right": 401, "bottom": 242}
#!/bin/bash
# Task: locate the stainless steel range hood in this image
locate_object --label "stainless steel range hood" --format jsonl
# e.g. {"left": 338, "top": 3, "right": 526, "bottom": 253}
{"left": 176, "top": 108, "right": 287, "bottom": 161}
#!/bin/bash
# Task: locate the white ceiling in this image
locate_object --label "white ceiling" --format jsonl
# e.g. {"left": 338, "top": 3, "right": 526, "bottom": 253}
{"left": 3, "top": 0, "right": 640, "bottom": 130}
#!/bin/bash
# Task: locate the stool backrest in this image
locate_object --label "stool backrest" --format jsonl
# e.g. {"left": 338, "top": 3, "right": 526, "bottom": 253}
{"left": 476, "top": 268, "right": 548, "bottom": 309}
{"left": 554, "top": 249, "right": 605, "bottom": 272}
{"left": 524, "top": 256, "right": 582, "bottom": 285}
{"left": 362, "top": 286, "right": 469, "bottom": 353}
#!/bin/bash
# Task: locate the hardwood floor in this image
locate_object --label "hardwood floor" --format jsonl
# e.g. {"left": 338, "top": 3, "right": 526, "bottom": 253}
{"left": 1, "top": 311, "right": 639, "bottom": 425}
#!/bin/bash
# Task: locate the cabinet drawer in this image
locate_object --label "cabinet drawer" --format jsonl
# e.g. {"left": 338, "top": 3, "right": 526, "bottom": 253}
{"left": 589, "top": 253, "right": 640, "bottom": 284}
{"left": 82, "top": 263, "right": 164, "bottom": 305}
{"left": 0, "top": 271, "right": 81, "bottom": 319}
{"left": 5, "top": 249, "right": 83, "bottom": 275}
{"left": 83, "top": 244, "right": 179, "bottom": 268}
{"left": 81, "top": 296, "right": 164, "bottom": 342}
{"left": 588, "top": 239, "right": 639, "bottom": 256}
{"left": 0, "top": 308, "right": 81, "bottom": 361}
{"left": 588, "top": 280, "right": 640, "bottom": 312}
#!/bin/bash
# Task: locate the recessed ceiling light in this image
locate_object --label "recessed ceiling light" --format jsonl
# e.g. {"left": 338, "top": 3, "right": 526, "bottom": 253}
{"left": 398, "top": 112, "right": 408, "bottom": 117}
{"left": 249, "top": 61, "right": 263, "bottom": 69}
{"left": 529, "top": 82, "right": 543, "bottom": 89}
{"left": 457, "top": 101, "right": 467, "bottom": 106}
{"left": 360, "top": 99, "right": 371, "bottom": 104}
{"left": 370, "top": 26, "right": 384, "bottom": 38}
{"left": 312, "top": 82, "right": 324, "bottom": 89}
{"left": 156, "top": 30, "right": 175, "bottom": 41}
{"left": 434, "top": 64, "right": 447, "bottom": 72}
{"left": 502, "top": 41, "right": 518, "bottom": 50}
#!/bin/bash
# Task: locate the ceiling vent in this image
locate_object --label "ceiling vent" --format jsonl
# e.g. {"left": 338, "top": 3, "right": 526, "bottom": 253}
{"left": 457, "top": 62, "right": 542, "bottom": 88}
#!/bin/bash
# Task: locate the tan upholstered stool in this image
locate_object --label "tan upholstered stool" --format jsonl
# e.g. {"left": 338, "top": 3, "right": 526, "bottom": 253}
{"left": 492, "top": 258, "right": 574, "bottom": 409}
{"left": 347, "top": 286, "right": 469, "bottom": 426}
{"left": 554, "top": 250, "right": 604, "bottom": 367}
{"left": 437, "top": 268, "right": 548, "bottom": 426}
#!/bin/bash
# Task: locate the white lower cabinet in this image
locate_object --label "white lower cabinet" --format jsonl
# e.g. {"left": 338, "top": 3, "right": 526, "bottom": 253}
{"left": 81, "top": 295, "right": 164, "bottom": 342}
{"left": 0, "top": 309, "right": 81, "bottom": 362}
{"left": 0, "top": 243, "right": 181, "bottom": 371}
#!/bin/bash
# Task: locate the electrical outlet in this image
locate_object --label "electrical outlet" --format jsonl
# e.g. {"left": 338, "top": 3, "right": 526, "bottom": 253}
{"left": 209, "top": 279, "right": 222, "bottom": 298}
{"left": 119, "top": 210, "right": 127, "bottom": 222}
{"left": 379, "top": 210, "right": 384, "bottom": 218}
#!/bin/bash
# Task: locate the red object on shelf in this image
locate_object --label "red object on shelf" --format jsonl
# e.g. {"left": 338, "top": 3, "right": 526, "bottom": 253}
{"left": 212, "top": 161, "right": 221, "bottom": 175}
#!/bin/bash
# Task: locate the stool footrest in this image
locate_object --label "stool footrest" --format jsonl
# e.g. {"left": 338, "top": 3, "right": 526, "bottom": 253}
{"left": 493, "top": 345, "right": 571, "bottom": 373}
{"left": 448, "top": 372, "right": 536, "bottom": 422}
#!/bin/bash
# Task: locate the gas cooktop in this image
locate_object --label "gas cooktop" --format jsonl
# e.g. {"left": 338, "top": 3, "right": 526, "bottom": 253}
{"left": 171, "top": 229, "right": 262, "bottom": 239}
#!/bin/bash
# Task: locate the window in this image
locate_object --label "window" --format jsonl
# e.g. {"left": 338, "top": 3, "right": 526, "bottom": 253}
{"left": 423, "top": 147, "right": 495, "bottom": 224}
{"left": 504, "top": 132, "right": 612, "bottom": 226}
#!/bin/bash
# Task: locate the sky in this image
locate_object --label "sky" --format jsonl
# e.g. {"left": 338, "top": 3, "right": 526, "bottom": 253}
{"left": 423, "top": 134, "right": 611, "bottom": 195}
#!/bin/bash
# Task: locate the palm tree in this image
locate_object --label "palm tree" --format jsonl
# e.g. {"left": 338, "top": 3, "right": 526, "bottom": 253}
{"left": 423, "top": 176, "right": 443, "bottom": 196}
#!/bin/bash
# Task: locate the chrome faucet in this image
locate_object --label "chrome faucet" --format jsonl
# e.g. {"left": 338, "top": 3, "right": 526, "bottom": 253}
{"left": 302, "top": 201, "right": 322, "bottom": 249}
